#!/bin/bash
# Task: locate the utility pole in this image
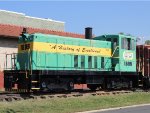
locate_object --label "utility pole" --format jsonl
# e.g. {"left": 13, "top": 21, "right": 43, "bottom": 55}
{"left": 148, "top": 48, "right": 150, "bottom": 77}
{"left": 142, "top": 37, "right": 144, "bottom": 76}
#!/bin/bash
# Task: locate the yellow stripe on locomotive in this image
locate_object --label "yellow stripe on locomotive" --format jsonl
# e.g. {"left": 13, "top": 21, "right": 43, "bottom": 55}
{"left": 18, "top": 42, "right": 111, "bottom": 57}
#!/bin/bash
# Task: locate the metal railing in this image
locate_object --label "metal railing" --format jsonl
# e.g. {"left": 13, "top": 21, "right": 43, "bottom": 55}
{"left": 5, "top": 53, "right": 17, "bottom": 70}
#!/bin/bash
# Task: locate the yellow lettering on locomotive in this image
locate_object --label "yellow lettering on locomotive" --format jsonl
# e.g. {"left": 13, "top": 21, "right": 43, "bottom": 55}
{"left": 18, "top": 42, "right": 111, "bottom": 57}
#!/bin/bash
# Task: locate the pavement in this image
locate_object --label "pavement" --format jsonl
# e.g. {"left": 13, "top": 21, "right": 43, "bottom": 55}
{"left": 77, "top": 104, "right": 150, "bottom": 113}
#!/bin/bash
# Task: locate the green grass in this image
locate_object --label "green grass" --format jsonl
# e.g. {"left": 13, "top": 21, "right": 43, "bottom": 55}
{"left": 0, "top": 92, "right": 150, "bottom": 113}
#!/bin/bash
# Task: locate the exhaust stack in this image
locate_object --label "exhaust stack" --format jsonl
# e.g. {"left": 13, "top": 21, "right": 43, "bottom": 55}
{"left": 85, "top": 27, "right": 92, "bottom": 39}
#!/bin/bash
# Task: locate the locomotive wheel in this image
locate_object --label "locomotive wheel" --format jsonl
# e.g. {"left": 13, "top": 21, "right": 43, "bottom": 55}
{"left": 87, "top": 84, "right": 97, "bottom": 91}
{"left": 143, "top": 77, "right": 150, "bottom": 89}
{"left": 67, "top": 81, "right": 74, "bottom": 91}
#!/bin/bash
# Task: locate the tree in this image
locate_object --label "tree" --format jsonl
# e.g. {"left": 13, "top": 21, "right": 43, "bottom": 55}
{"left": 119, "top": 32, "right": 124, "bottom": 35}
{"left": 136, "top": 37, "right": 141, "bottom": 42}
{"left": 145, "top": 40, "right": 150, "bottom": 45}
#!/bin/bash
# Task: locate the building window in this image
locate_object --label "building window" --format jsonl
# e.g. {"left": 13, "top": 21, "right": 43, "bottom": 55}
{"left": 74, "top": 55, "right": 78, "bottom": 68}
{"left": 88, "top": 56, "right": 92, "bottom": 69}
{"left": 81, "top": 55, "right": 85, "bottom": 69}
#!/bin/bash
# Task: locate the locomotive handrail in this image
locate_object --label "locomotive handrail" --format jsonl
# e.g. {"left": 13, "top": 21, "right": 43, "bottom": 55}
{"left": 29, "top": 51, "right": 32, "bottom": 75}
{"left": 102, "top": 46, "right": 119, "bottom": 71}
{"left": 111, "top": 46, "right": 119, "bottom": 57}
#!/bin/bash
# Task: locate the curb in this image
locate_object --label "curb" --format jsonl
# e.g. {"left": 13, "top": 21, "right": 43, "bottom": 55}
{"left": 76, "top": 103, "right": 150, "bottom": 113}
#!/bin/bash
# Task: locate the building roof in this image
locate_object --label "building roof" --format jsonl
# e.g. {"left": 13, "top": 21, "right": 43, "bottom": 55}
{"left": 0, "top": 23, "right": 85, "bottom": 38}
{"left": 0, "top": 10, "right": 84, "bottom": 39}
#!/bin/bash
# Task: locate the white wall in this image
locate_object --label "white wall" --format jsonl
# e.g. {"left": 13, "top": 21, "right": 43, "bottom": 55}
{"left": 0, "top": 10, "right": 65, "bottom": 31}
{"left": 0, "top": 38, "right": 17, "bottom": 71}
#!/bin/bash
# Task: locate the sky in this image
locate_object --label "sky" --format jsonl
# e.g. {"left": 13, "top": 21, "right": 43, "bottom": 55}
{"left": 0, "top": 1, "right": 150, "bottom": 43}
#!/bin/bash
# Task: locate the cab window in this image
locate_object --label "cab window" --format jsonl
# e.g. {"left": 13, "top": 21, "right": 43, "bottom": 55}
{"left": 121, "top": 38, "right": 127, "bottom": 49}
{"left": 127, "top": 38, "right": 131, "bottom": 50}
{"left": 113, "top": 38, "right": 118, "bottom": 49}
{"left": 121, "top": 38, "right": 134, "bottom": 50}
{"left": 131, "top": 39, "right": 135, "bottom": 50}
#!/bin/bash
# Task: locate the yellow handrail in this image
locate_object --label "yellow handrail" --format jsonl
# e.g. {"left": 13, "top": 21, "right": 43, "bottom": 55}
{"left": 111, "top": 46, "right": 119, "bottom": 57}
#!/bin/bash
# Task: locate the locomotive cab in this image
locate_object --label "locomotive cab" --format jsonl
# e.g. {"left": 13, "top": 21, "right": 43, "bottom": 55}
{"left": 94, "top": 34, "right": 138, "bottom": 88}
{"left": 94, "top": 34, "right": 136, "bottom": 72}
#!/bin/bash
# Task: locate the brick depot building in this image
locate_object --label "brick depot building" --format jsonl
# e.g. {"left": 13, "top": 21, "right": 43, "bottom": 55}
{"left": 0, "top": 10, "right": 84, "bottom": 89}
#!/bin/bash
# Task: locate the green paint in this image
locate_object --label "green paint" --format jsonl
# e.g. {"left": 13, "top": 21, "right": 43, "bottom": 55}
{"left": 16, "top": 33, "right": 136, "bottom": 73}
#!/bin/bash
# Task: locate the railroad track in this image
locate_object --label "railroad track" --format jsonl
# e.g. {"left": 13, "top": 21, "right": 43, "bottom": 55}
{"left": 0, "top": 89, "right": 149, "bottom": 102}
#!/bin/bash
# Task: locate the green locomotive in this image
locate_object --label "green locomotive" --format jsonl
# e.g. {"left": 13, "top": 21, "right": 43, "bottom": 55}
{"left": 4, "top": 28, "right": 138, "bottom": 91}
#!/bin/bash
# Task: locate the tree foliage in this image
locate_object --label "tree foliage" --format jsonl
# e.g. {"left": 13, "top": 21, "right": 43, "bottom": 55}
{"left": 136, "top": 37, "right": 141, "bottom": 42}
{"left": 145, "top": 40, "right": 150, "bottom": 45}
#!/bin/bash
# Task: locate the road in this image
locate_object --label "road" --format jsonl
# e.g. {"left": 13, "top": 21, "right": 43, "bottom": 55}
{"left": 92, "top": 105, "right": 150, "bottom": 113}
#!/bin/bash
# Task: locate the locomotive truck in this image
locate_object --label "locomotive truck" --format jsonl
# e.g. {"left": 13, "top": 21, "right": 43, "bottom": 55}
{"left": 4, "top": 28, "right": 139, "bottom": 92}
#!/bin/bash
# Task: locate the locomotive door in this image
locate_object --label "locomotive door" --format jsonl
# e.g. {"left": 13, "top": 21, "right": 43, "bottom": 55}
{"left": 111, "top": 38, "right": 119, "bottom": 71}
